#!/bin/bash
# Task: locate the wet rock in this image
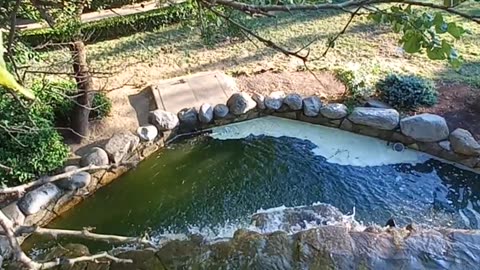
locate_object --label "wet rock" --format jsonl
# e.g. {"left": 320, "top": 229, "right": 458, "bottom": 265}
{"left": 104, "top": 132, "right": 140, "bottom": 164}
{"left": 303, "top": 96, "right": 322, "bottom": 117}
{"left": 252, "top": 92, "right": 266, "bottom": 110}
{"left": 320, "top": 103, "right": 348, "bottom": 119}
{"left": 18, "top": 183, "right": 61, "bottom": 215}
{"left": 43, "top": 243, "right": 90, "bottom": 261}
{"left": 227, "top": 92, "right": 257, "bottom": 115}
{"left": 449, "top": 128, "right": 480, "bottom": 156}
{"left": 214, "top": 104, "right": 229, "bottom": 119}
{"left": 348, "top": 107, "right": 399, "bottom": 130}
{"left": 56, "top": 172, "right": 91, "bottom": 191}
{"left": 136, "top": 125, "right": 158, "bottom": 141}
{"left": 265, "top": 91, "right": 286, "bottom": 110}
{"left": 111, "top": 249, "right": 163, "bottom": 270}
{"left": 385, "top": 218, "right": 396, "bottom": 227}
{"left": 149, "top": 109, "right": 179, "bottom": 131}
{"left": 80, "top": 147, "right": 109, "bottom": 167}
{"left": 199, "top": 103, "right": 214, "bottom": 123}
{"left": 439, "top": 140, "right": 452, "bottom": 151}
{"left": 1, "top": 203, "right": 25, "bottom": 225}
{"left": 400, "top": 113, "right": 449, "bottom": 142}
{"left": 283, "top": 93, "right": 303, "bottom": 110}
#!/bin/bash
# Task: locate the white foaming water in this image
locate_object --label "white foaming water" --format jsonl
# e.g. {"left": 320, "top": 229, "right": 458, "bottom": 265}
{"left": 149, "top": 202, "right": 362, "bottom": 245}
{"left": 209, "top": 116, "right": 429, "bottom": 167}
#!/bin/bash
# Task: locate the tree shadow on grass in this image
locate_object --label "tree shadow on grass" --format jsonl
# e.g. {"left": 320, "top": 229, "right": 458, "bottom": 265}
{"left": 88, "top": 9, "right": 345, "bottom": 60}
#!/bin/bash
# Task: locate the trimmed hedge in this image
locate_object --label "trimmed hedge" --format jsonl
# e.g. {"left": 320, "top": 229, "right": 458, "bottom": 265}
{"left": 20, "top": 2, "right": 194, "bottom": 47}
{"left": 86, "top": 0, "right": 148, "bottom": 12}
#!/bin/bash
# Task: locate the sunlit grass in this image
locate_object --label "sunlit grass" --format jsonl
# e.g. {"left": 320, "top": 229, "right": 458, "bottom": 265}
{"left": 36, "top": 2, "right": 480, "bottom": 89}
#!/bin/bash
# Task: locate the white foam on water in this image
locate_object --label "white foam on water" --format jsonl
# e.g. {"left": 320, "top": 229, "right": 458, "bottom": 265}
{"left": 210, "top": 116, "right": 429, "bottom": 167}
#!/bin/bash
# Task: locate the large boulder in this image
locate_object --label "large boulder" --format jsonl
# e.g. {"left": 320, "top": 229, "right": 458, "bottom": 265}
{"left": 80, "top": 147, "right": 109, "bottom": 167}
{"left": 2, "top": 203, "right": 25, "bottom": 225}
{"left": 303, "top": 96, "right": 322, "bottom": 117}
{"left": 320, "top": 103, "right": 348, "bottom": 119}
{"left": 104, "top": 132, "right": 140, "bottom": 164}
{"left": 214, "top": 104, "right": 229, "bottom": 119}
{"left": 252, "top": 93, "right": 266, "bottom": 110}
{"left": 18, "top": 183, "right": 61, "bottom": 215}
{"left": 284, "top": 93, "right": 303, "bottom": 110}
{"left": 149, "top": 110, "right": 179, "bottom": 131}
{"left": 265, "top": 91, "right": 285, "bottom": 110}
{"left": 136, "top": 125, "right": 158, "bottom": 141}
{"left": 348, "top": 107, "right": 399, "bottom": 130}
{"left": 199, "top": 103, "right": 214, "bottom": 123}
{"left": 449, "top": 128, "right": 480, "bottom": 156}
{"left": 400, "top": 113, "right": 449, "bottom": 142}
{"left": 56, "top": 172, "right": 91, "bottom": 191}
{"left": 227, "top": 93, "right": 257, "bottom": 115}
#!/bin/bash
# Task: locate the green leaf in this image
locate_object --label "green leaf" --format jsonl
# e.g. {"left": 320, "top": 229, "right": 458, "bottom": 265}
{"left": 403, "top": 32, "right": 423, "bottom": 53}
{"left": 427, "top": 47, "right": 446, "bottom": 60}
{"left": 432, "top": 13, "right": 443, "bottom": 27}
{"left": 447, "top": 23, "right": 465, "bottom": 39}
{"left": 449, "top": 57, "right": 463, "bottom": 69}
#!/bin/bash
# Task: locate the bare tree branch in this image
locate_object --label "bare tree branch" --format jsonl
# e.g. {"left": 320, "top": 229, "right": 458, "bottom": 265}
{"left": 0, "top": 164, "right": 115, "bottom": 195}
{"left": 15, "top": 226, "right": 155, "bottom": 247}
{"left": 6, "top": 0, "right": 21, "bottom": 54}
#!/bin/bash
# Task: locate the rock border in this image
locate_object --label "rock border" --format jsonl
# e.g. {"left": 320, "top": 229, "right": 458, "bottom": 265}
{"left": 3, "top": 90, "right": 479, "bottom": 238}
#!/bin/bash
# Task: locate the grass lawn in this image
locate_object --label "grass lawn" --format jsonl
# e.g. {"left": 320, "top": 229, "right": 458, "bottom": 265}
{"left": 35, "top": 1, "right": 480, "bottom": 89}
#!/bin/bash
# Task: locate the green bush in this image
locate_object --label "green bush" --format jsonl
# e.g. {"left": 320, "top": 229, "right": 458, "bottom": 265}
{"left": 20, "top": 3, "right": 194, "bottom": 46}
{"left": 334, "top": 67, "right": 375, "bottom": 102}
{"left": 376, "top": 74, "right": 438, "bottom": 110}
{"left": 90, "top": 92, "right": 112, "bottom": 120}
{"left": 0, "top": 87, "right": 69, "bottom": 185}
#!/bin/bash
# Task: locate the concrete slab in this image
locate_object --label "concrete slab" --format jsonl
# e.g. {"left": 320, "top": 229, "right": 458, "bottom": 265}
{"left": 151, "top": 71, "right": 238, "bottom": 113}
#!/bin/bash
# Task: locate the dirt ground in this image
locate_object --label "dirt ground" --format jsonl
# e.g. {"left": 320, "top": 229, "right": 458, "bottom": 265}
{"left": 236, "top": 71, "right": 346, "bottom": 101}
{"left": 419, "top": 82, "right": 480, "bottom": 140}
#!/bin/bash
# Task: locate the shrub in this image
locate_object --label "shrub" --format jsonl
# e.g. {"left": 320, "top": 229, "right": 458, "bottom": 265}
{"left": 90, "top": 92, "right": 112, "bottom": 120}
{"left": 0, "top": 87, "right": 69, "bottom": 185}
{"left": 334, "top": 67, "right": 376, "bottom": 103}
{"left": 20, "top": 2, "right": 194, "bottom": 46}
{"left": 376, "top": 74, "right": 438, "bottom": 110}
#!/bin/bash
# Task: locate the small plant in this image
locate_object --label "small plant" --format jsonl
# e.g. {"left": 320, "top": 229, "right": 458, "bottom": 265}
{"left": 376, "top": 74, "right": 438, "bottom": 110}
{"left": 334, "top": 67, "right": 375, "bottom": 102}
{"left": 90, "top": 92, "right": 112, "bottom": 120}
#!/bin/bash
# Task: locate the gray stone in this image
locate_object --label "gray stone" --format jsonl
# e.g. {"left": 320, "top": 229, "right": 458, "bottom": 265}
{"left": 320, "top": 103, "right": 348, "bottom": 119}
{"left": 227, "top": 93, "right": 257, "bottom": 115}
{"left": 79, "top": 147, "right": 109, "bottom": 167}
{"left": 63, "top": 165, "right": 79, "bottom": 172}
{"left": 365, "top": 99, "right": 393, "bottom": 109}
{"left": 283, "top": 93, "right": 303, "bottom": 110}
{"left": 252, "top": 93, "right": 266, "bottom": 110}
{"left": 265, "top": 91, "right": 285, "bottom": 110}
{"left": 213, "top": 104, "right": 229, "bottom": 119}
{"left": 449, "top": 128, "right": 480, "bottom": 156}
{"left": 2, "top": 203, "right": 25, "bottom": 225}
{"left": 56, "top": 172, "right": 91, "bottom": 191}
{"left": 178, "top": 108, "right": 198, "bottom": 125}
{"left": 18, "top": 183, "right": 61, "bottom": 215}
{"left": 400, "top": 113, "right": 449, "bottom": 142}
{"left": 348, "top": 107, "right": 399, "bottom": 130}
{"left": 137, "top": 125, "right": 158, "bottom": 141}
{"left": 198, "top": 103, "right": 214, "bottom": 123}
{"left": 104, "top": 132, "right": 140, "bottom": 164}
{"left": 439, "top": 141, "right": 452, "bottom": 152}
{"left": 340, "top": 118, "right": 354, "bottom": 131}
{"left": 149, "top": 109, "right": 179, "bottom": 131}
{"left": 302, "top": 96, "right": 322, "bottom": 117}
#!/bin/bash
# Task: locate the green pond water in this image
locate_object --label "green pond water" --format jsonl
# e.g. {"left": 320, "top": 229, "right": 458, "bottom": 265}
{"left": 26, "top": 119, "right": 480, "bottom": 253}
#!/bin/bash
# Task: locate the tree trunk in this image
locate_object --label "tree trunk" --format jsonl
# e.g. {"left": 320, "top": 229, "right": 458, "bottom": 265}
{"left": 69, "top": 40, "right": 93, "bottom": 142}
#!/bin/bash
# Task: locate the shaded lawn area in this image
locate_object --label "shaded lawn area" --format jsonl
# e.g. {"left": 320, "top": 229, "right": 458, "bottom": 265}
{"left": 34, "top": 1, "right": 480, "bottom": 90}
